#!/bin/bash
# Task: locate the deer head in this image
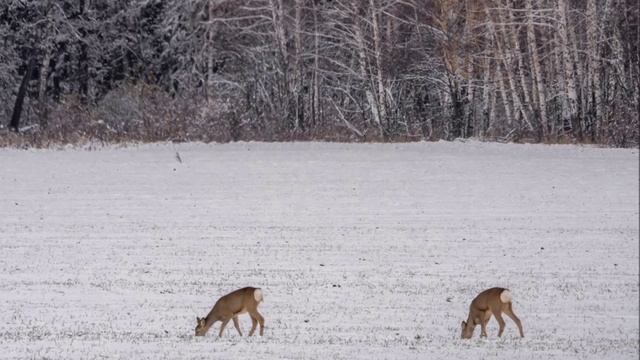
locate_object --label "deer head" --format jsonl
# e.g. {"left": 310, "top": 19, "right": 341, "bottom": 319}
{"left": 195, "top": 317, "right": 208, "bottom": 336}
{"left": 460, "top": 320, "right": 475, "bottom": 339}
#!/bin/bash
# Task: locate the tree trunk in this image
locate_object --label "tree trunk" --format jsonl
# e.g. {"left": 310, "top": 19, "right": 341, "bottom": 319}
{"left": 10, "top": 57, "right": 37, "bottom": 132}
{"left": 78, "top": 0, "right": 89, "bottom": 104}
{"left": 370, "top": 0, "right": 387, "bottom": 128}
{"left": 567, "top": 8, "right": 586, "bottom": 137}
{"left": 503, "top": 2, "right": 534, "bottom": 119}
{"left": 465, "top": 59, "right": 474, "bottom": 137}
{"left": 269, "top": 0, "right": 291, "bottom": 128}
{"left": 485, "top": 12, "right": 513, "bottom": 128}
{"left": 293, "top": 0, "right": 303, "bottom": 130}
{"left": 496, "top": 60, "right": 513, "bottom": 128}
{"left": 481, "top": 56, "right": 493, "bottom": 137}
{"left": 526, "top": 0, "right": 549, "bottom": 138}
{"left": 586, "top": 0, "right": 603, "bottom": 140}
{"left": 352, "top": 3, "right": 383, "bottom": 134}
{"left": 38, "top": 48, "right": 52, "bottom": 129}
{"left": 557, "top": 0, "right": 579, "bottom": 133}
{"left": 488, "top": 7, "right": 532, "bottom": 130}
{"left": 312, "top": 0, "right": 320, "bottom": 128}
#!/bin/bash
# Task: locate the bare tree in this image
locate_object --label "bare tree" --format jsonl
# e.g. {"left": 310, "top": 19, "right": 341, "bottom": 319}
{"left": 0, "top": 0, "right": 636, "bottom": 146}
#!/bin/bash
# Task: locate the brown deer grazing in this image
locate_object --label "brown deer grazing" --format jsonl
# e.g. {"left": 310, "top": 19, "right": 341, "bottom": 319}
{"left": 460, "top": 287, "right": 524, "bottom": 339}
{"left": 195, "top": 287, "right": 264, "bottom": 337}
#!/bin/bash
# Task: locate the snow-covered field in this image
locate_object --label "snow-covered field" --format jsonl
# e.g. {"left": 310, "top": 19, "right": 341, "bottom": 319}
{"left": 0, "top": 141, "right": 637, "bottom": 359}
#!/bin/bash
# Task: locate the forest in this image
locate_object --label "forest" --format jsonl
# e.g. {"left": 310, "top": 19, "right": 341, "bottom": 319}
{"left": 1, "top": 0, "right": 638, "bottom": 147}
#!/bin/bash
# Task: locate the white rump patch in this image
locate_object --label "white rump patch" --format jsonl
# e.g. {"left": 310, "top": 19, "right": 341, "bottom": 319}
{"left": 500, "top": 290, "right": 512, "bottom": 303}
{"left": 254, "top": 288, "right": 263, "bottom": 302}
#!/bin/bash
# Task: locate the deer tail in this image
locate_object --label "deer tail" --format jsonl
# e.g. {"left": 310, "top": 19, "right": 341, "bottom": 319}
{"left": 500, "top": 289, "right": 512, "bottom": 303}
{"left": 254, "top": 288, "right": 263, "bottom": 302}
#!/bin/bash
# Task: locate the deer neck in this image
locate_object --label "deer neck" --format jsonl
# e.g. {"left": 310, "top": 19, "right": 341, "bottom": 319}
{"left": 466, "top": 312, "right": 477, "bottom": 328}
{"left": 203, "top": 307, "right": 220, "bottom": 332}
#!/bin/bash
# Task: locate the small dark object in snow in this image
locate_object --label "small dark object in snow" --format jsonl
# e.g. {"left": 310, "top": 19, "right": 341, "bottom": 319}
{"left": 332, "top": 284, "right": 341, "bottom": 288}
{"left": 164, "top": 330, "right": 169, "bottom": 334}
{"left": 304, "top": 319, "right": 309, "bottom": 323}
{"left": 446, "top": 297, "right": 452, "bottom": 302}
{"left": 614, "top": 263, "right": 618, "bottom": 267}
{"left": 540, "top": 247, "right": 544, "bottom": 250}
{"left": 415, "top": 334, "right": 422, "bottom": 340}
{"left": 319, "top": 263, "right": 325, "bottom": 266}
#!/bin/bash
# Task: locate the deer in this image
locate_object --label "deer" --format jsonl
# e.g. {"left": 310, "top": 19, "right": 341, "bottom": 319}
{"left": 460, "top": 287, "right": 524, "bottom": 339}
{"left": 195, "top": 287, "right": 265, "bottom": 337}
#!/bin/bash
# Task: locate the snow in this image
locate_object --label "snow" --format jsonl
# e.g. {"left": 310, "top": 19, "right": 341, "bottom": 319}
{"left": 0, "top": 141, "right": 638, "bottom": 359}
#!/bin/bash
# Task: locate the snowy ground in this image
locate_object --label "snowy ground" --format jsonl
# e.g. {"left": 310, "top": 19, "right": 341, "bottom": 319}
{"left": 0, "top": 141, "right": 638, "bottom": 359}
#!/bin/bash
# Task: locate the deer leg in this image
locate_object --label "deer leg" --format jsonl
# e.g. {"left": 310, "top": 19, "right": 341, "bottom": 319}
{"left": 480, "top": 311, "right": 491, "bottom": 337}
{"left": 218, "top": 317, "right": 231, "bottom": 337}
{"left": 494, "top": 311, "right": 506, "bottom": 337}
{"left": 504, "top": 303, "right": 524, "bottom": 338}
{"left": 254, "top": 311, "right": 265, "bottom": 336}
{"left": 248, "top": 314, "right": 258, "bottom": 336}
{"left": 480, "top": 322, "right": 488, "bottom": 337}
{"left": 479, "top": 317, "right": 488, "bottom": 338}
{"left": 232, "top": 316, "right": 243, "bottom": 336}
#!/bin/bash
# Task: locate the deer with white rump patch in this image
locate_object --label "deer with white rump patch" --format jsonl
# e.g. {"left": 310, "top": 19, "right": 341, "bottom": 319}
{"left": 195, "top": 287, "right": 264, "bottom": 337}
{"left": 460, "top": 287, "right": 524, "bottom": 339}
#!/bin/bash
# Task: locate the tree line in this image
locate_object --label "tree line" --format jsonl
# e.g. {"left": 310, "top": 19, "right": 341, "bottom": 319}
{"left": 1, "top": 0, "right": 638, "bottom": 147}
